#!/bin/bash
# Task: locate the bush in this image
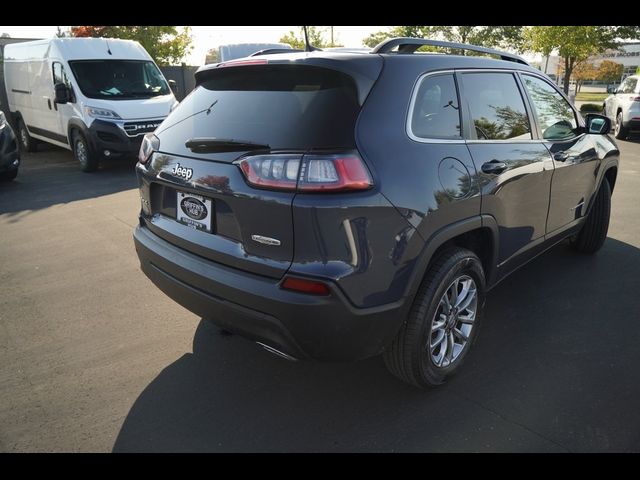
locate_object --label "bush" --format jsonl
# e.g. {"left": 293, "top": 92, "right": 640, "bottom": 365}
{"left": 580, "top": 103, "right": 603, "bottom": 113}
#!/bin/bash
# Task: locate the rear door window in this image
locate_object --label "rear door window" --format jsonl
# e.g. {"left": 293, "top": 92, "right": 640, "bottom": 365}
{"left": 460, "top": 72, "right": 532, "bottom": 141}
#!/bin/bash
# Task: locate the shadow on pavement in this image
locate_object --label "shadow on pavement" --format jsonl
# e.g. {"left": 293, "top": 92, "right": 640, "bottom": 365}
{"left": 113, "top": 238, "right": 640, "bottom": 452}
{"left": 0, "top": 143, "right": 138, "bottom": 215}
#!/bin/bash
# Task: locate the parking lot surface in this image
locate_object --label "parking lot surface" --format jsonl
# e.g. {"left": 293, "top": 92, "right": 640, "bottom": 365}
{"left": 1, "top": 139, "right": 639, "bottom": 452}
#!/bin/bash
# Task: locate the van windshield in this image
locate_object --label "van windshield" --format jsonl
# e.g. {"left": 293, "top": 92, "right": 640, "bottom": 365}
{"left": 68, "top": 60, "right": 170, "bottom": 99}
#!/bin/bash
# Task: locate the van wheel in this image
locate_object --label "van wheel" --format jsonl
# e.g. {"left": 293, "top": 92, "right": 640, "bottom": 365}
{"left": 614, "top": 112, "right": 628, "bottom": 140}
{"left": 570, "top": 179, "right": 611, "bottom": 254}
{"left": 383, "top": 247, "right": 485, "bottom": 388}
{"left": 72, "top": 131, "right": 99, "bottom": 172}
{"left": 17, "top": 119, "right": 37, "bottom": 153}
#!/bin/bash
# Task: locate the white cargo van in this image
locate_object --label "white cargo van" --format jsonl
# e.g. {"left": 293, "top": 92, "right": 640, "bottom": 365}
{"left": 3, "top": 38, "right": 178, "bottom": 171}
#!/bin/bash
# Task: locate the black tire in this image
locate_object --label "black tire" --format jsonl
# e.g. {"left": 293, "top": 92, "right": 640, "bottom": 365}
{"left": 72, "top": 130, "right": 99, "bottom": 172}
{"left": 0, "top": 168, "right": 18, "bottom": 182}
{"left": 17, "top": 119, "right": 37, "bottom": 153}
{"left": 571, "top": 179, "right": 611, "bottom": 254}
{"left": 383, "top": 247, "right": 486, "bottom": 388}
{"left": 614, "top": 111, "right": 628, "bottom": 140}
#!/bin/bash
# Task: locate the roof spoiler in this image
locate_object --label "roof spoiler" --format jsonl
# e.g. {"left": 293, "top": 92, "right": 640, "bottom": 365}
{"left": 370, "top": 37, "right": 529, "bottom": 66}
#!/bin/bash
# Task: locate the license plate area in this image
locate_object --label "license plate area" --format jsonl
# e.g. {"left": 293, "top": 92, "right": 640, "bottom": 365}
{"left": 176, "top": 191, "right": 213, "bottom": 233}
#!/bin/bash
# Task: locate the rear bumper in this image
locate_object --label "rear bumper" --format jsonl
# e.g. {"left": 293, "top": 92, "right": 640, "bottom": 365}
{"left": 133, "top": 224, "right": 407, "bottom": 361}
{"left": 623, "top": 118, "right": 640, "bottom": 132}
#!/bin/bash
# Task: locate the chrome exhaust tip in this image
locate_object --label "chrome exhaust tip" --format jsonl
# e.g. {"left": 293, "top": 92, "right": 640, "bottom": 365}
{"left": 256, "top": 342, "right": 298, "bottom": 362}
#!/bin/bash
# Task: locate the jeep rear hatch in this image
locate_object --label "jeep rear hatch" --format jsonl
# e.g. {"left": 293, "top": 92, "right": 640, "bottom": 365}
{"left": 141, "top": 56, "right": 383, "bottom": 278}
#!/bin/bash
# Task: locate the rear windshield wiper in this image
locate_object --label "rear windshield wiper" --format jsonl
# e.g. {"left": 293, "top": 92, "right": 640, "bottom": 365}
{"left": 185, "top": 138, "right": 270, "bottom": 153}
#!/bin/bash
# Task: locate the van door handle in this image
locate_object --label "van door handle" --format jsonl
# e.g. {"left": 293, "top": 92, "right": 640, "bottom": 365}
{"left": 46, "top": 98, "right": 52, "bottom": 110}
{"left": 481, "top": 160, "right": 507, "bottom": 174}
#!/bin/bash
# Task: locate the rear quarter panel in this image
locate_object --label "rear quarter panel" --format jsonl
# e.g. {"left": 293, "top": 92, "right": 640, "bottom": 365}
{"left": 352, "top": 56, "right": 483, "bottom": 301}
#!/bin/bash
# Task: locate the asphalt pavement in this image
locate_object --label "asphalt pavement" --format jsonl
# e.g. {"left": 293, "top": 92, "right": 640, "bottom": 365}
{"left": 1, "top": 138, "right": 640, "bottom": 452}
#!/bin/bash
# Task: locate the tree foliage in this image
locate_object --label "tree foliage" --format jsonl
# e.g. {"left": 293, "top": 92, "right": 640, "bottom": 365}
{"left": 70, "top": 26, "right": 193, "bottom": 65}
{"left": 55, "top": 26, "right": 70, "bottom": 38}
{"left": 205, "top": 48, "right": 219, "bottom": 65}
{"left": 615, "top": 26, "right": 640, "bottom": 40}
{"left": 572, "top": 61, "right": 598, "bottom": 93}
{"left": 524, "top": 26, "right": 618, "bottom": 94}
{"left": 362, "top": 26, "right": 525, "bottom": 52}
{"left": 596, "top": 60, "right": 624, "bottom": 84}
{"left": 279, "top": 27, "right": 343, "bottom": 49}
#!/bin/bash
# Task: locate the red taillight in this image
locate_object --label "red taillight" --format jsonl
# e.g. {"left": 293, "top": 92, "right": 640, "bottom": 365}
{"left": 238, "top": 154, "right": 301, "bottom": 191}
{"left": 237, "top": 153, "right": 373, "bottom": 193}
{"left": 298, "top": 155, "right": 372, "bottom": 192}
{"left": 281, "top": 276, "right": 331, "bottom": 295}
{"left": 138, "top": 133, "right": 159, "bottom": 165}
{"left": 633, "top": 97, "right": 640, "bottom": 102}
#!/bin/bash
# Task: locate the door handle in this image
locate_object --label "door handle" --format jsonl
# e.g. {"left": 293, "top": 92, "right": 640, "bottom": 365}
{"left": 553, "top": 151, "right": 569, "bottom": 162}
{"left": 481, "top": 160, "right": 507, "bottom": 174}
{"left": 47, "top": 98, "right": 52, "bottom": 110}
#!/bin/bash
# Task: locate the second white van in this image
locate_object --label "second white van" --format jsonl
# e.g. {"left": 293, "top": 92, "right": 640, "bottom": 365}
{"left": 3, "top": 37, "right": 178, "bottom": 171}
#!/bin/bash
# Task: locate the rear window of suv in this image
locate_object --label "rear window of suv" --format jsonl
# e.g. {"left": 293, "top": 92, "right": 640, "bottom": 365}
{"left": 159, "top": 65, "right": 361, "bottom": 151}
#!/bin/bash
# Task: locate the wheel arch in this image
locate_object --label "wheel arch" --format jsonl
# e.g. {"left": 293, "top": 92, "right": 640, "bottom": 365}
{"left": 405, "top": 216, "right": 499, "bottom": 302}
{"left": 67, "top": 118, "right": 89, "bottom": 147}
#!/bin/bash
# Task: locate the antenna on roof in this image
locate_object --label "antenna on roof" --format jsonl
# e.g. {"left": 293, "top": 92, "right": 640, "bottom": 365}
{"left": 105, "top": 38, "right": 112, "bottom": 55}
{"left": 303, "top": 26, "right": 315, "bottom": 52}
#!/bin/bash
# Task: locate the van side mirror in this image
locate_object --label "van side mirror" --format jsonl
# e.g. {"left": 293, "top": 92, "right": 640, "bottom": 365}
{"left": 54, "top": 83, "right": 70, "bottom": 104}
{"left": 585, "top": 113, "right": 611, "bottom": 135}
{"left": 168, "top": 79, "right": 177, "bottom": 92}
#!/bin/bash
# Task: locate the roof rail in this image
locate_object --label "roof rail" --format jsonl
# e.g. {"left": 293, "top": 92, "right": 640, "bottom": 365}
{"left": 250, "top": 48, "right": 306, "bottom": 57}
{"left": 371, "top": 37, "right": 529, "bottom": 65}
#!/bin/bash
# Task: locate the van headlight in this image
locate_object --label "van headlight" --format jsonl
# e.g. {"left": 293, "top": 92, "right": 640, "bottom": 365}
{"left": 84, "top": 106, "right": 121, "bottom": 119}
{"left": 0, "top": 111, "right": 6, "bottom": 130}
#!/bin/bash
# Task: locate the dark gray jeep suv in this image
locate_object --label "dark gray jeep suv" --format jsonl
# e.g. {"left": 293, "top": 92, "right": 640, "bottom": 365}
{"left": 133, "top": 38, "right": 619, "bottom": 388}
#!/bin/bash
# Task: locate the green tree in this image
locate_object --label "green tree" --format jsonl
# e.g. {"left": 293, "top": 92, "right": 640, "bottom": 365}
{"left": 615, "top": 26, "right": 640, "bottom": 40}
{"left": 55, "top": 26, "right": 70, "bottom": 38}
{"left": 524, "top": 26, "right": 618, "bottom": 94}
{"left": 362, "top": 26, "right": 524, "bottom": 52}
{"left": 572, "top": 61, "right": 598, "bottom": 93}
{"left": 596, "top": 60, "right": 624, "bottom": 84}
{"left": 70, "top": 26, "right": 193, "bottom": 65}
{"left": 279, "top": 26, "right": 343, "bottom": 49}
{"left": 205, "top": 48, "right": 219, "bottom": 65}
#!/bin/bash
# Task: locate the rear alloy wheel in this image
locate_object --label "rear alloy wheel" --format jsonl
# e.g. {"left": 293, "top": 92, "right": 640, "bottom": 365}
{"left": 429, "top": 275, "right": 478, "bottom": 368}
{"left": 18, "top": 119, "right": 37, "bottom": 153}
{"left": 73, "top": 131, "right": 99, "bottom": 172}
{"left": 614, "top": 112, "right": 628, "bottom": 140}
{"left": 384, "top": 247, "right": 485, "bottom": 388}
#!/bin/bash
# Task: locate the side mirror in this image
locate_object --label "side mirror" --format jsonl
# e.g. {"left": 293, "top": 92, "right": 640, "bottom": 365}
{"left": 54, "top": 83, "right": 70, "bottom": 104}
{"left": 613, "top": 88, "right": 618, "bottom": 95}
{"left": 585, "top": 113, "right": 611, "bottom": 135}
{"left": 168, "top": 79, "right": 177, "bottom": 92}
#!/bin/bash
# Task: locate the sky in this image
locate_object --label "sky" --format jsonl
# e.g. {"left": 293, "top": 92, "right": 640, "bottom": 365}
{"left": 0, "top": 26, "right": 391, "bottom": 65}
